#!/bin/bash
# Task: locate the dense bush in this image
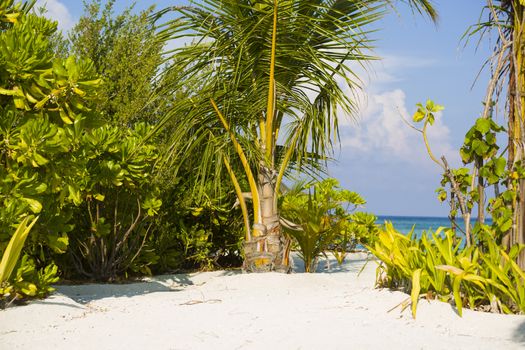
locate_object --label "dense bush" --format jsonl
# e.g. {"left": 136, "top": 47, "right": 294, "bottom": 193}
{"left": 332, "top": 211, "right": 379, "bottom": 265}
{"left": 146, "top": 177, "right": 245, "bottom": 273}
{"left": 64, "top": 124, "right": 161, "bottom": 281}
{"left": 67, "top": 0, "right": 164, "bottom": 126}
{"left": 0, "top": 0, "right": 105, "bottom": 299}
{"left": 0, "top": 0, "right": 165, "bottom": 294}
{"left": 60, "top": 0, "right": 246, "bottom": 277}
{"left": 0, "top": 213, "right": 57, "bottom": 308}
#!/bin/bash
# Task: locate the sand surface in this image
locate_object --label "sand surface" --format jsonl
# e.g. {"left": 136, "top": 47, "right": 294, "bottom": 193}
{"left": 1, "top": 252, "right": 524, "bottom": 349}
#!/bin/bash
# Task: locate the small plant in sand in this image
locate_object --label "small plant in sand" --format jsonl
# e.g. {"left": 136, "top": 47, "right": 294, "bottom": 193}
{"left": 280, "top": 178, "right": 369, "bottom": 272}
{"left": 332, "top": 212, "right": 379, "bottom": 265}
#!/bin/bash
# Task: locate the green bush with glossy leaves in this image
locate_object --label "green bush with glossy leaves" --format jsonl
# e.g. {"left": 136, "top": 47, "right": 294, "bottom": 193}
{"left": 0, "top": 1, "right": 163, "bottom": 288}
{"left": 65, "top": 123, "right": 161, "bottom": 281}
{"left": 0, "top": 0, "right": 104, "bottom": 299}
{"left": 147, "top": 184, "right": 245, "bottom": 273}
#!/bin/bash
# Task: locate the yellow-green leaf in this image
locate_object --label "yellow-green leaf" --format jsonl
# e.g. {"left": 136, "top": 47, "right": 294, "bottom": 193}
{"left": 411, "top": 268, "right": 422, "bottom": 318}
{"left": 23, "top": 198, "right": 42, "bottom": 213}
{"left": 94, "top": 193, "right": 105, "bottom": 201}
{"left": 0, "top": 217, "right": 39, "bottom": 283}
{"left": 453, "top": 276, "right": 464, "bottom": 317}
{"left": 59, "top": 109, "right": 73, "bottom": 124}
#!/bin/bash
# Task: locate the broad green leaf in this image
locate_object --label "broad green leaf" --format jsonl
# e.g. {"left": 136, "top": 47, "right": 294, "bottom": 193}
{"left": 23, "top": 198, "right": 43, "bottom": 213}
{"left": 32, "top": 152, "right": 49, "bottom": 166}
{"left": 475, "top": 118, "right": 491, "bottom": 134}
{"left": 20, "top": 283, "right": 38, "bottom": 296}
{"left": 67, "top": 184, "right": 82, "bottom": 205}
{"left": 47, "top": 233, "right": 69, "bottom": 254}
{"left": 59, "top": 109, "right": 73, "bottom": 124}
{"left": 412, "top": 111, "right": 425, "bottom": 122}
{"left": 472, "top": 139, "right": 489, "bottom": 156}
{"left": 0, "top": 87, "right": 22, "bottom": 96}
{"left": 94, "top": 193, "right": 105, "bottom": 201}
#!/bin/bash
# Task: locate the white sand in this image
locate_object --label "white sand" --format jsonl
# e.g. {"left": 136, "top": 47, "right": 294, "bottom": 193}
{"left": 1, "top": 252, "right": 524, "bottom": 350}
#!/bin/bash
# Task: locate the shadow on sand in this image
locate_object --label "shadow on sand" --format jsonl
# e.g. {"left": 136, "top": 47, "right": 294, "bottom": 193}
{"left": 55, "top": 270, "right": 240, "bottom": 304}
{"left": 291, "top": 252, "right": 374, "bottom": 274}
{"left": 512, "top": 319, "right": 525, "bottom": 344}
{"left": 55, "top": 253, "right": 371, "bottom": 303}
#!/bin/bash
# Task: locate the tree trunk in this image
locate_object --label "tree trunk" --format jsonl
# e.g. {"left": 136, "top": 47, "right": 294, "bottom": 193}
{"left": 242, "top": 164, "right": 291, "bottom": 273}
{"left": 477, "top": 158, "right": 485, "bottom": 226}
{"left": 518, "top": 179, "right": 525, "bottom": 268}
{"left": 517, "top": 3, "right": 525, "bottom": 270}
{"left": 507, "top": 3, "right": 525, "bottom": 269}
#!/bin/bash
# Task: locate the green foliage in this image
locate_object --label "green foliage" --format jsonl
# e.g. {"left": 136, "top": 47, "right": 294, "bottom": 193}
{"left": 281, "top": 178, "right": 371, "bottom": 272}
{"left": 460, "top": 118, "right": 503, "bottom": 164}
{"left": 0, "top": 4, "right": 101, "bottom": 232}
{"left": 0, "top": 218, "right": 58, "bottom": 307}
{"left": 332, "top": 212, "right": 379, "bottom": 265}
{"left": 0, "top": 0, "right": 166, "bottom": 285}
{"left": 431, "top": 109, "right": 523, "bottom": 241}
{"left": 5, "top": 255, "right": 58, "bottom": 302}
{"left": 412, "top": 99, "right": 444, "bottom": 125}
{"left": 412, "top": 99, "right": 523, "bottom": 250}
{"left": 435, "top": 167, "right": 472, "bottom": 207}
{"left": 148, "top": 189, "right": 245, "bottom": 273}
{"left": 68, "top": 0, "right": 163, "bottom": 126}
{"left": 0, "top": 216, "right": 37, "bottom": 284}
{"left": 369, "top": 223, "right": 525, "bottom": 318}
{"left": 0, "top": 216, "right": 50, "bottom": 307}
{"left": 66, "top": 124, "right": 161, "bottom": 281}
{"left": 0, "top": 0, "right": 107, "bottom": 294}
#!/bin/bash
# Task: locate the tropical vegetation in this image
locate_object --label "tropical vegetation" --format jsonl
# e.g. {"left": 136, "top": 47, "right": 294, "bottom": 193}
{"left": 0, "top": 0, "right": 524, "bottom": 323}
{"left": 369, "top": 0, "right": 525, "bottom": 317}
{"left": 153, "top": 0, "right": 437, "bottom": 272}
{"left": 280, "top": 178, "right": 375, "bottom": 272}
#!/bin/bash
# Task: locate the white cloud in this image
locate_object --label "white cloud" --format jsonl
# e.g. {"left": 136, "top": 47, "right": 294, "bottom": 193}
{"left": 35, "top": 0, "right": 75, "bottom": 32}
{"left": 338, "top": 54, "right": 459, "bottom": 168}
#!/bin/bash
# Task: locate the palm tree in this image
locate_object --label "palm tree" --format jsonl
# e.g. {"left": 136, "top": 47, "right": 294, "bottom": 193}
{"left": 155, "top": 0, "right": 437, "bottom": 272}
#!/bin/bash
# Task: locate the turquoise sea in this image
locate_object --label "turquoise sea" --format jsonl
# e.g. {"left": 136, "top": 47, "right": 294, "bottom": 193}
{"left": 377, "top": 215, "right": 492, "bottom": 239}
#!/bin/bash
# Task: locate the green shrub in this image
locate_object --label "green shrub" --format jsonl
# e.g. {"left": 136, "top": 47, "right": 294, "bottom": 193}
{"left": 332, "top": 212, "right": 379, "bottom": 265}
{"left": 64, "top": 124, "right": 161, "bottom": 281}
{"left": 147, "top": 190, "right": 245, "bottom": 273}
{"left": 0, "top": 1, "right": 167, "bottom": 284}
{"left": 281, "top": 179, "right": 372, "bottom": 272}
{"left": 6, "top": 255, "right": 58, "bottom": 303}
{"left": 0, "top": 0, "right": 106, "bottom": 292}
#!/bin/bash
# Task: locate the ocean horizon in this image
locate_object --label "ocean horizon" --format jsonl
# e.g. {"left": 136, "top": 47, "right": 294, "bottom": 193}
{"left": 376, "top": 215, "right": 492, "bottom": 238}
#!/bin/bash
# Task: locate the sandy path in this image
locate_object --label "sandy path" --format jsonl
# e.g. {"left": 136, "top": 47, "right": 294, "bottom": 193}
{"left": 1, "top": 253, "right": 524, "bottom": 349}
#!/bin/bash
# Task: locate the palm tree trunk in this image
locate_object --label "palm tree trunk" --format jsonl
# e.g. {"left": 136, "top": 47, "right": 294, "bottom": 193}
{"left": 243, "top": 163, "right": 290, "bottom": 272}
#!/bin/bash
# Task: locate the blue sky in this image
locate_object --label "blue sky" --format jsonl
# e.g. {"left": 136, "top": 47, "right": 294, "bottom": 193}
{"left": 39, "top": 0, "right": 494, "bottom": 217}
